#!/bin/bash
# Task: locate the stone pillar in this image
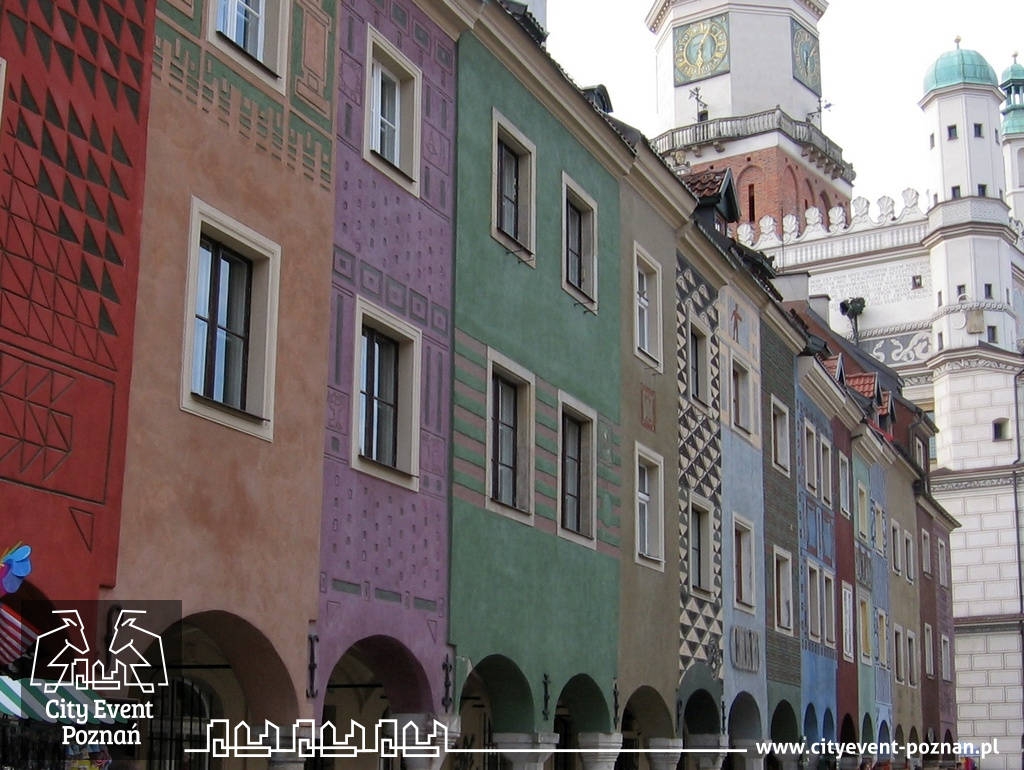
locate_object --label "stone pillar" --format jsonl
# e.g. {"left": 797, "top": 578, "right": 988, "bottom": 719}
{"left": 267, "top": 723, "right": 312, "bottom": 770}
{"left": 647, "top": 737, "right": 683, "bottom": 770}
{"left": 731, "top": 739, "right": 766, "bottom": 770}
{"left": 392, "top": 713, "right": 459, "bottom": 770}
{"left": 493, "top": 732, "right": 560, "bottom": 770}
{"left": 577, "top": 732, "right": 622, "bottom": 770}
{"left": 687, "top": 733, "right": 728, "bottom": 770}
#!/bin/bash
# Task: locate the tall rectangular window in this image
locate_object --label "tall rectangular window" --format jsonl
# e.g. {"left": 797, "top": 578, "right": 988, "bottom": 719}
{"left": 941, "top": 635, "right": 951, "bottom": 680}
{"left": 857, "top": 484, "right": 869, "bottom": 539}
{"left": 360, "top": 328, "right": 399, "bottom": 467}
{"left": 823, "top": 573, "right": 836, "bottom": 646}
{"left": 565, "top": 199, "right": 583, "bottom": 289}
{"left": 562, "top": 175, "right": 598, "bottom": 307}
{"left": 731, "top": 361, "right": 751, "bottom": 431}
{"left": 808, "top": 564, "right": 821, "bottom": 639}
{"left": 558, "top": 394, "right": 596, "bottom": 541}
{"left": 193, "top": 238, "right": 252, "bottom": 411}
{"left": 561, "top": 413, "right": 583, "bottom": 533}
{"left": 820, "top": 440, "right": 832, "bottom": 505}
{"left": 771, "top": 397, "right": 790, "bottom": 472}
{"left": 371, "top": 63, "right": 400, "bottom": 165}
{"left": 775, "top": 548, "right": 793, "bottom": 633}
{"left": 636, "top": 268, "right": 651, "bottom": 352}
{"left": 734, "top": 519, "right": 754, "bottom": 608}
{"left": 921, "top": 530, "right": 932, "bottom": 574}
{"left": 689, "top": 324, "right": 709, "bottom": 404}
{"left": 492, "top": 375, "right": 519, "bottom": 508}
{"left": 905, "top": 532, "right": 916, "bottom": 582}
{"left": 938, "top": 540, "right": 948, "bottom": 586}
{"left": 805, "top": 423, "right": 818, "bottom": 492}
{"left": 217, "top": 0, "right": 264, "bottom": 59}
{"left": 908, "top": 631, "right": 919, "bottom": 686}
{"left": 839, "top": 455, "right": 851, "bottom": 516}
{"left": 497, "top": 140, "right": 520, "bottom": 240}
{"left": 842, "top": 583, "right": 854, "bottom": 660}
{"left": 690, "top": 500, "right": 712, "bottom": 591}
{"left": 636, "top": 445, "right": 665, "bottom": 564}
{"left": 891, "top": 521, "right": 902, "bottom": 574}
{"left": 878, "top": 610, "right": 889, "bottom": 667}
{"left": 492, "top": 113, "right": 536, "bottom": 257}
{"left": 894, "top": 625, "right": 905, "bottom": 681}
{"left": 925, "top": 623, "right": 934, "bottom": 677}
{"left": 859, "top": 597, "right": 872, "bottom": 661}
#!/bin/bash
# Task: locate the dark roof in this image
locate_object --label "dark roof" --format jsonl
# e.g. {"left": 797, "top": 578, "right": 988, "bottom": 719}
{"left": 681, "top": 169, "right": 729, "bottom": 200}
{"left": 499, "top": 1, "right": 547, "bottom": 44}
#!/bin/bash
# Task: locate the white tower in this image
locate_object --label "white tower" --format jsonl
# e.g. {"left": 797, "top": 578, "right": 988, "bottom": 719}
{"left": 1001, "top": 54, "right": 1024, "bottom": 219}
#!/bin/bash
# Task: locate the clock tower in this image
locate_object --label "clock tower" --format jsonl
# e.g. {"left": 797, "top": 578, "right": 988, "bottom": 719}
{"left": 646, "top": 0, "right": 854, "bottom": 230}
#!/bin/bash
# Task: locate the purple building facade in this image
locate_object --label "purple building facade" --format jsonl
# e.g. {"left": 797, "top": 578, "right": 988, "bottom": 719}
{"left": 316, "top": 0, "right": 456, "bottom": 723}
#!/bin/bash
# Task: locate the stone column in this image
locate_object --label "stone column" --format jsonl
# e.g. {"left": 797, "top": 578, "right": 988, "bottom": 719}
{"left": 687, "top": 733, "right": 728, "bottom": 770}
{"left": 577, "top": 732, "right": 622, "bottom": 770}
{"left": 647, "top": 737, "right": 683, "bottom": 770}
{"left": 731, "top": 738, "right": 765, "bottom": 770}
{"left": 267, "top": 722, "right": 313, "bottom": 770}
{"left": 493, "top": 732, "right": 560, "bottom": 770}
{"left": 392, "top": 713, "right": 459, "bottom": 770}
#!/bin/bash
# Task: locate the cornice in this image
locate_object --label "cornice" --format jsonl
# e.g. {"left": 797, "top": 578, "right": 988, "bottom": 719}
{"left": 859, "top": 320, "right": 931, "bottom": 339}
{"left": 929, "top": 353, "right": 1024, "bottom": 377}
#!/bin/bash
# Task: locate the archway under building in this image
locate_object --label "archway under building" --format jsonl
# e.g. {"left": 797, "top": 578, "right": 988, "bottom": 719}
{"left": 616, "top": 685, "right": 675, "bottom": 770}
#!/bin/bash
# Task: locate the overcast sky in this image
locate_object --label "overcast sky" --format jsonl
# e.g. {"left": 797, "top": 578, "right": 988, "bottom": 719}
{"left": 545, "top": 0, "right": 1024, "bottom": 211}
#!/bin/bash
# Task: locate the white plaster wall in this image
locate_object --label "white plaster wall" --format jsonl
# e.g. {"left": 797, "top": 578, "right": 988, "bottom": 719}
{"left": 933, "top": 369, "right": 1016, "bottom": 472}
{"left": 955, "top": 629, "right": 1023, "bottom": 770}
{"left": 923, "top": 88, "right": 1006, "bottom": 204}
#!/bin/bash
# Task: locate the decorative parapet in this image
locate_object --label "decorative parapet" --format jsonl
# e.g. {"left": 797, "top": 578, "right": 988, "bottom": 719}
{"left": 653, "top": 107, "right": 855, "bottom": 182}
{"left": 740, "top": 188, "right": 1024, "bottom": 269}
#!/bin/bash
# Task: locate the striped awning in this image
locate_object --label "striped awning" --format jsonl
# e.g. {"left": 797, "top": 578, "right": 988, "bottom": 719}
{"left": 0, "top": 605, "right": 39, "bottom": 667}
{"left": 0, "top": 676, "right": 123, "bottom": 724}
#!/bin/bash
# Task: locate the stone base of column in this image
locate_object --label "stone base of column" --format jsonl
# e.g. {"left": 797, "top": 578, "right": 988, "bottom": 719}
{"left": 686, "top": 732, "right": 728, "bottom": 770}
{"left": 731, "top": 738, "right": 766, "bottom": 770}
{"left": 647, "top": 737, "right": 683, "bottom": 770}
{"left": 493, "top": 732, "right": 560, "bottom": 770}
{"left": 577, "top": 732, "right": 622, "bottom": 770}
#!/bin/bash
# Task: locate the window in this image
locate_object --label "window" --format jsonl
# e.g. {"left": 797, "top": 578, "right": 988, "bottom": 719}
{"left": 487, "top": 351, "right": 535, "bottom": 516}
{"left": 874, "top": 505, "right": 885, "bottom": 554}
{"left": 688, "top": 320, "right": 710, "bottom": 405}
{"left": 842, "top": 582, "right": 854, "bottom": 661}
{"left": 951, "top": 186, "right": 961, "bottom": 199}
{"left": 562, "top": 174, "right": 598, "bottom": 309}
{"left": 731, "top": 359, "right": 752, "bottom": 432}
{"left": 929, "top": 133, "right": 935, "bottom": 149}
{"left": 894, "top": 625, "right": 905, "bottom": 681}
{"left": 984, "top": 283, "right": 993, "bottom": 299}
{"left": 978, "top": 184, "right": 988, "bottom": 197}
{"left": 636, "top": 445, "right": 665, "bottom": 565}
{"left": 908, "top": 631, "right": 919, "bottom": 686}
{"left": 820, "top": 439, "right": 832, "bottom": 505}
{"left": 878, "top": 610, "right": 888, "bottom": 667}
{"left": 926, "top": 410, "right": 937, "bottom": 460}
{"left": 858, "top": 597, "right": 872, "bottom": 661}
{"left": 823, "top": 572, "right": 836, "bottom": 646}
{"left": 558, "top": 393, "right": 596, "bottom": 543}
{"left": 217, "top": 0, "right": 263, "bottom": 56}
{"left": 690, "top": 497, "right": 713, "bottom": 592}
{"left": 937, "top": 290, "right": 943, "bottom": 307}
{"left": 994, "top": 418, "right": 1009, "bottom": 440}
{"left": 634, "top": 245, "right": 662, "bottom": 368}
{"left": 364, "top": 27, "right": 422, "bottom": 192}
{"left": 857, "top": 483, "right": 869, "bottom": 539}
{"left": 921, "top": 529, "right": 932, "bottom": 574}
{"left": 974, "top": 123, "right": 983, "bottom": 138}
{"left": 956, "top": 284, "right": 966, "bottom": 299}
{"left": 947, "top": 124, "right": 958, "bottom": 140}
{"left": 839, "top": 455, "right": 851, "bottom": 516}
{"left": 925, "top": 623, "right": 934, "bottom": 677}
{"left": 182, "top": 198, "right": 280, "bottom": 441}
{"left": 352, "top": 298, "right": 422, "bottom": 490}
{"left": 987, "top": 326, "right": 998, "bottom": 343}
{"left": 911, "top": 274, "right": 923, "bottom": 289}
{"left": 804, "top": 422, "right": 818, "bottom": 492}
{"left": 807, "top": 564, "right": 821, "bottom": 640}
{"left": 905, "top": 531, "right": 915, "bottom": 582}
{"left": 938, "top": 540, "right": 948, "bottom": 587}
{"left": 734, "top": 517, "right": 754, "bottom": 608}
{"left": 937, "top": 332, "right": 944, "bottom": 351}
{"left": 211, "top": 0, "right": 288, "bottom": 82}
{"left": 774, "top": 547, "right": 794, "bottom": 633}
{"left": 492, "top": 111, "right": 536, "bottom": 257}
{"left": 891, "top": 522, "right": 902, "bottom": 574}
{"left": 771, "top": 397, "right": 790, "bottom": 473}
{"left": 914, "top": 437, "right": 927, "bottom": 470}
{"left": 941, "top": 634, "right": 952, "bottom": 680}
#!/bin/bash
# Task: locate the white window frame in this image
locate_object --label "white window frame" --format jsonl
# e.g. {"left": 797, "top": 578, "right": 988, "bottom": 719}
{"left": 820, "top": 438, "right": 832, "bottom": 505}
{"left": 924, "top": 623, "right": 934, "bottom": 677}
{"left": 209, "top": 0, "right": 289, "bottom": 91}
{"left": 561, "top": 173, "right": 598, "bottom": 311}
{"left": 364, "top": 26, "right": 422, "bottom": 195}
{"left": 635, "top": 443, "right": 665, "bottom": 568}
{"left": 733, "top": 515, "right": 755, "bottom": 610}
{"left": 351, "top": 297, "right": 422, "bottom": 491}
{"left": 858, "top": 595, "right": 872, "bottom": 662}
{"left": 842, "top": 582, "right": 854, "bottom": 661}
{"left": 894, "top": 624, "right": 905, "bottom": 681}
{"left": 891, "top": 521, "right": 902, "bottom": 574}
{"left": 181, "top": 197, "right": 280, "bottom": 441}
{"left": 807, "top": 563, "right": 822, "bottom": 640}
{"left": 938, "top": 539, "right": 949, "bottom": 587}
{"left": 823, "top": 571, "right": 836, "bottom": 647}
{"left": 908, "top": 629, "right": 919, "bottom": 687}
{"left": 878, "top": 609, "right": 889, "bottom": 667}
{"left": 730, "top": 357, "right": 753, "bottom": 433}
{"left": 492, "top": 109, "right": 536, "bottom": 261}
{"left": 857, "top": 483, "right": 869, "bottom": 539}
{"left": 689, "top": 494, "right": 714, "bottom": 594}
{"left": 921, "top": 529, "right": 932, "bottom": 575}
{"left": 556, "top": 391, "right": 597, "bottom": 547}
{"left": 774, "top": 546, "right": 794, "bottom": 635}
{"left": 804, "top": 421, "right": 818, "bottom": 492}
{"left": 839, "top": 454, "right": 851, "bottom": 517}
{"left": 687, "top": 312, "right": 711, "bottom": 407}
{"left": 485, "top": 350, "right": 535, "bottom": 520}
{"left": 941, "top": 634, "right": 952, "bottom": 680}
{"left": 905, "top": 531, "right": 916, "bottom": 583}
{"left": 770, "top": 396, "right": 791, "bottom": 474}
{"left": 633, "top": 244, "right": 663, "bottom": 370}
{"left": 874, "top": 505, "right": 885, "bottom": 554}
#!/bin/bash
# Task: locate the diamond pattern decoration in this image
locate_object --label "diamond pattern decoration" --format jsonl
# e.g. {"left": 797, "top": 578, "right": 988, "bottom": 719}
{"left": 676, "top": 262, "right": 724, "bottom": 670}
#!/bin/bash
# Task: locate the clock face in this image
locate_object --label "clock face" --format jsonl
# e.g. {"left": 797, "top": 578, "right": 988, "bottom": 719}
{"left": 791, "top": 21, "right": 821, "bottom": 95}
{"left": 673, "top": 15, "right": 730, "bottom": 85}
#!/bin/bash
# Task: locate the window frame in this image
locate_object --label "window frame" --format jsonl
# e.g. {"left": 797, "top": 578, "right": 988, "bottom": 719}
{"left": 687, "top": 312, "right": 711, "bottom": 407}
{"left": 938, "top": 539, "right": 949, "bottom": 587}
{"left": 839, "top": 454, "right": 851, "bottom": 516}
{"left": 181, "top": 198, "right": 280, "bottom": 441}
{"left": 878, "top": 609, "right": 889, "bottom": 668}
{"left": 633, "top": 244, "right": 663, "bottom": 370}
{"left": 209, "top": 0, "right": 289, "bottom": 89}
{"left": 858, "top": 595, "right": 872, "bottom": 662}
{"left": 891, "top": 521, "right": 902, "bottom": 574}
{"left": 819, "top": 438, "right": 832, "bottom": 505}
{"left": 689, "top": 494, "right": 714, "bottom": 595}
{"left": 905, "top": 531, "right": 916, "bottom": 583}
{"left": 561, "top": 173, "right": 599, "bottom": 310}
{"left": 363, "top": 26, "right": 422, "bottom": 194}
{"left": 842, "top": 582, "right": 854, "bottom": 661}
{"left": 894, "top": 624, "right": 905, "bottom": 681}
{"left": 635, "top": 443, "right": 665, "bottom": 568}
{"left": 940, "top": 634, "right": 952, "bottom": 680}
{"left": 485, "top": 350, "right": 536, "bottom": 520}
{"left": 823, "top": 571, "right": 836, "bottom": 648}
{"left": 908, "top": 629, "right": 919, "bottom": 687}
{"left": 804, "top": 421, "right": 818, "bottom": 493}
{"left": 730, "top": 356, "right": 753, "bottom": 433}
{"left": 857, "top": 483, "right": 869, "bottom": 540}
{"left": 924, "top": 623, "right": 935, "bottom": 677}
{"left": 807, "top": 563, "right": 822, "bottom": 640}
{"left": 733, "top": 515, "right": 755, "bottom": 611}
{"left": 921, "top": 529, "right": 932, "bottom": 575}
{"left": 774, "top": 546, "right": 794, "bottom": 635}
{"left": 556, "top": 392, "right": 597, "bottom": 546}
{"left": 770, "top": 396, "right": 791, "bottom": 475}
{"left": 492, "top": 110, "right": 537, "bottom": 260}
{"left": 874, "top": 504, "right": 885, "bottom": 554}
{"left": 351, "top": 297, "right": 422, "bottom": 490}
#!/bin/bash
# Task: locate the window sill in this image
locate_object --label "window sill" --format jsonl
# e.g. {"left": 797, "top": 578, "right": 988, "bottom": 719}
{"left": 734, "top": 600, "right": 756, "bottom": 616}
{"left": 562, "top": 280, "right": 598, "bottom": 314}
{"left": 485, "top": 495, "right": 534, "bottom": 524}
{"left": 774, "top": 624, "right": 795, "bottom": 637}
{"left": 557, "top": 524, "right": 596, "bottom": 550}
{"left": 690, "top": 584, "right": 715, "bottom": 601}
{"left": 636, "top": 552, "right": 665, "bottom": 572}
{"left": 635, "top": 347, "right": 663, "bottom": 373}
{"left": 352, "top": 453, "right": 420, "bottom": 492}
{"left": 491, "top": 227, "right": 535, "bottom": 266}
{"left": 190, "top": 392, "right": 268, "bottom": 423}
{"left": 214, "top": 31, "right": 281, "bottom": 79}
{"left": 182, "top": 392, "right": 274, "bottom": 441}
{"left": 772, "top": 460, "right": 791, "bottom": 477}
{"left": 364, "top": 148, "right": 420, "bottom": 196}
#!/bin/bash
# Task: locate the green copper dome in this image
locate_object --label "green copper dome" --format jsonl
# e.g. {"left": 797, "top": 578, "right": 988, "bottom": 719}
{"left": 923, "top": 46, "right": 998, "bottom": 95}
{"left": 1003, "top": 56, "right": 1024, "bottom": 136}
{"left": 1002, "top": 60, "right": 1024, "bottom": 86}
